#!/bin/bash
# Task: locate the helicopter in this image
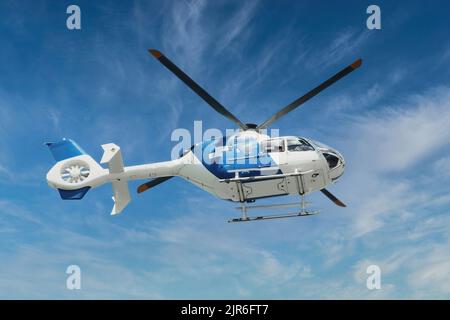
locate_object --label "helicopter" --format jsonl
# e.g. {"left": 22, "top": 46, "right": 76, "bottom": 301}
{"left": 45, "top": 49, "right": 362, "bottom": 222}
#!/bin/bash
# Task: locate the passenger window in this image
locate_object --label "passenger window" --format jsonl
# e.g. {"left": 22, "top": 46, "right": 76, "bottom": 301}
{"left": 235, "top": 141, "right": 257, "bottom": 157}
{"left": 287, "top": 139, "right": 314, "bottom": 152}
{"left": 260, "top": 139, "right": 285, "bottom": 153}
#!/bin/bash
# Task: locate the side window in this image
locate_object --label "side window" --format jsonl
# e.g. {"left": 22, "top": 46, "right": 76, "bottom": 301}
{"left": 287, "top": 139, "right": 314, "bottom": 152}
{"left": 235, "top": 141, "right": 257, "bottom": 157}
{"left": 234, "top": 137, "right": 258, "bottom": 157}
{"left": 260, "top": 139, "right": 285, "bottom": 153}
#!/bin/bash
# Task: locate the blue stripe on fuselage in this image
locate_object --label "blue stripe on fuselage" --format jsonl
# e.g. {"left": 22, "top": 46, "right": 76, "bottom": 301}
{"left": 193, "top": 138, "right": 281, "bottom": 179}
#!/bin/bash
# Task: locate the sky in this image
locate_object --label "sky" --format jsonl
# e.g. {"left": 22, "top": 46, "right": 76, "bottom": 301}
{"left": 0, "top": 0, "right": 450, "bottom": 299}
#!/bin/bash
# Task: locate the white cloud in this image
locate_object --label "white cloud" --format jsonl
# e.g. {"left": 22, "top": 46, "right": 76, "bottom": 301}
{"left": 407, "top": 245, "right": 450, "bottom": 296}
{"left": 0, "top": 244, "right": 164, "bottom": 299}
{"left": 214, "top": 0, "right": 259, "bottom": 54}
{"left": 0, "top": 199, "right": 43, "bottom": 226}
{"left": 433, "top": 157, "right": 450, "bottom": 180}
{"left": 351, "top": 88, "right": 450, "bottom": 173}
{"left": 304, "top": 28, "right": 371, "bottom": 70}
{"left": 0, "top": 164, "right": 10, "bottom": 180}
{"left": 338, "top": 87, "right": 450, "bottom": 237}
{"left": 150, "top": 210, "right": 313, "bottom": 297}
{"left": 162, "top": 0, "right": 208, "bottom": 68}
{"left": 323, "top": 66, "right": 407, "bottom": 116}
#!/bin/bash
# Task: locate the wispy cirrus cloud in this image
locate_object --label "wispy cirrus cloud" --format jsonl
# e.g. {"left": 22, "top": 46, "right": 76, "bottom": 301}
{"left": 302, "top": 28, "right": 371, "bottom": 71}
{"left": 148, "top": 208, "right": 313, "bottom": 298}
{"left": 349, "top": 86, "right": 450, "bottom": 173}
{"left": 161, "top": 0, "right": 208, "bottom": 66}
{"left": 331, "top": 86, "right": 450, "bottom": 238}
{"left": 433, "top": 156, "right": 450, "bottom": 181}
{"left": 214, "top": 0, "right": 259, "bottom": 54}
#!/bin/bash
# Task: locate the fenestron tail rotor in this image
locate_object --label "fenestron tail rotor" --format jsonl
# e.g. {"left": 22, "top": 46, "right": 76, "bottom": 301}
{"left": 256, "top": 59, "right": 362, "bottom": 130}
{"left": 148, "top": 49, "right": 248, "bottom": 130}
{"left": 60, "top": 161, "right": 90, "bottom": 184}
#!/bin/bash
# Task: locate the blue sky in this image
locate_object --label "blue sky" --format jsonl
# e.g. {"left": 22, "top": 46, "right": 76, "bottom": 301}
{"left": 1, "top": 0, "right": 450, "bottom": 299}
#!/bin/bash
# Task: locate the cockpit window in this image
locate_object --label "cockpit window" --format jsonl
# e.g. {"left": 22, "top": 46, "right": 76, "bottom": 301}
{"left": 323, "top": 152, "right": 340, "bottom": 169}
{"left": 308, "top": 139, "right": 332, "bottom": 151}
{"left": 260, "top": 139, "right": 285, "bottom": 153}
{"left": 287, "top": 138, "right": 314, "bottom": 152}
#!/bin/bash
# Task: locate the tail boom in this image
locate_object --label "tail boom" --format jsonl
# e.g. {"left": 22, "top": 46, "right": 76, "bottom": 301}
{"left": 46, "top": 139, "right": 184, "bottom": 215}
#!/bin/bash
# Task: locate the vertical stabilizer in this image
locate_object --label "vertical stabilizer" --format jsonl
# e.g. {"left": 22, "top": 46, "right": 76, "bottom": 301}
{"left": 101, "top": 143, "right": 131, "bottom": 215}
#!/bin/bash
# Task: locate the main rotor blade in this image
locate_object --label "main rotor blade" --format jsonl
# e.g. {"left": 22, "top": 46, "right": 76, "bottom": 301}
{"left": 149, "top": 49, "right": 248, "bottom": 130}
{"left": 257, "top": 59, "right": 362, "bottom": 129}
{"left": 137, "top": 176, "right": 174, "bottom": 194}
{"left": 320, "top": 188, "right": 347, "bottom": 207}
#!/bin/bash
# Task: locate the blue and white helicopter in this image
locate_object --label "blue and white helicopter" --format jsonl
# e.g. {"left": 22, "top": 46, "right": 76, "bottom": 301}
{"left": 46, "top": 49, "right": 362, "bottom": 222}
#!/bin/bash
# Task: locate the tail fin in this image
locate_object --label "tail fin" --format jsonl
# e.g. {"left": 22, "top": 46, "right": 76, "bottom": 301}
{"left": 100, "top": 143, "right": 131, "bottom": 215}
{"left": 46, "top": 139, "right": 131, "bottom": 215}
{"left": 46, "top": 138, "right": 86, "bottom": 162}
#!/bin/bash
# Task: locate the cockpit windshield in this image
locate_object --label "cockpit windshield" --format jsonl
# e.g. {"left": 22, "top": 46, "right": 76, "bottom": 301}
{"left": 308, "top": 139, "right": 332, "bottom": 151}
{"left": 286, "top": 138, "right": 314, "bottom": 152}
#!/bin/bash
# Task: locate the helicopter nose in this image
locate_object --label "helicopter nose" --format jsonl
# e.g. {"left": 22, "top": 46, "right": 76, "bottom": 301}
{"left": 322, "top": 149, "right": 345, "bottom": 181}
{"left": 334, "top": 149, "right": 345, "bottom": 167}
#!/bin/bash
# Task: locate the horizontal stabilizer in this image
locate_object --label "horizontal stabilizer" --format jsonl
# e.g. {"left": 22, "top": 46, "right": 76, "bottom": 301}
{"left": 58, "top": 186, "right": 91, "bottom": 200}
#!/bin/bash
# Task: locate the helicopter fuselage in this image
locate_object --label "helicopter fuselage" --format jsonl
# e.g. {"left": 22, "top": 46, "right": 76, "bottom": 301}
{"left": 173, "top": 130, "right": 345, "bottom": 202}
{"left": 46, "top": 130, "right": 345, "bottom": 214}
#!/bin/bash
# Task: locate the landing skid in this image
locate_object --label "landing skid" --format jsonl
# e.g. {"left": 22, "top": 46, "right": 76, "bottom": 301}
{"left": 228, "top": 195, "right": 320, "bottom": 223}
{"left": 228, "top": 211, "right": 319, "bottom": 223}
